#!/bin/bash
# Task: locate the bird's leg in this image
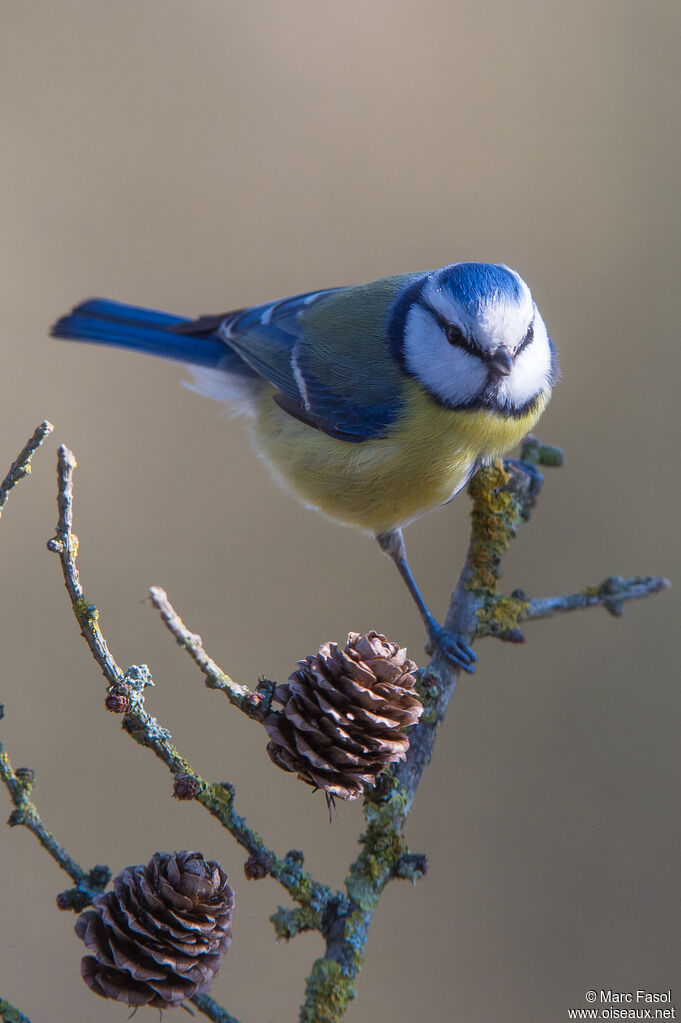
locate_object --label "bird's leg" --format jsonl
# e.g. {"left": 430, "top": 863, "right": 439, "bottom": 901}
{"left": 375, "top": 528, "right": 477, "bottom": 673}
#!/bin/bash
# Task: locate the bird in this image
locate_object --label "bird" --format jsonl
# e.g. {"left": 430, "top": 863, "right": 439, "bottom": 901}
{"left": 52, "top": 262, "right": 558, "bottom": 672}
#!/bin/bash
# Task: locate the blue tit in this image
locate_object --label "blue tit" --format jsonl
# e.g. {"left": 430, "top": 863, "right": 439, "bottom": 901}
{"left": 52, "top": 262, "right": 558, "bottom": 671}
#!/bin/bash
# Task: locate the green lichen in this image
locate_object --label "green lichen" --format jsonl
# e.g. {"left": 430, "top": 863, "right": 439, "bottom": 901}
{"left": 467, "top": 462, "right": 525, "bottom": 592}
{"left": 414, "top": 669, "right": 440, "bottom": 709}
{"left": 345, "top": 781, "right": 411, "bottom": 910}
{"left": 287, "top": 872, "right": 318, "bottom": 905}
{"left": 0, "top": 997, "right": 31, "bottom": 1023}
{"left": 476, "top": 594, "right": 530, "bottom": 638}
{"left": 270, "top": 904, "right": 322, "bottom": 939}
{"left": 520, "top": 436, "right": 565, "bottom": 467}
{"left": 300, "top": 959, "right": 356, "bottom": 1023}
{"left": 341, "top": 910, "right": 368, "bottom": 972}
{"left": 72, "top": 596, "right": 99, "bottom": 625}
{"left": 206, "top": 780, "right": 234, "bottom": 809}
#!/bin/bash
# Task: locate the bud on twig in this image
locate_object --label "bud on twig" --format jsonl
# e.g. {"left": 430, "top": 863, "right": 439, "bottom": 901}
{"left": 104, "top": 692, "right": 129, "bottom": 713}
{"left": 173, "top": 773, "right": 201, "bottom": 800}
{"left": 244, "top": 851, "right": 273, "bottom": 880}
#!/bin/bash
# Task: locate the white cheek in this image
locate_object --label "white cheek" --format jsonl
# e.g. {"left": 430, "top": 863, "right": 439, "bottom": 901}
{"left": 403, "top": 304, "right": 487, "bottom": 405}
{"left": 497, "top": 316, "right": 552, "bottom": 408}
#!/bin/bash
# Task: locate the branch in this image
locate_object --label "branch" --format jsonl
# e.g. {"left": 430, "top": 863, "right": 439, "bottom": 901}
{"left": 122, "top": 717, "right": 339, "bottom": 910}
{"left": 523, "top": 575, "right": 671, "bottom": 621}
{"left": 0, "top": 741, "right": 87, "bottom": 885}
{"left": 148, "top": 586, "right": 271, "bottom": 721}
{"left": 297, "top": 450, "right": 670, "bottom": 1021}
{"left": 47, "top": 445, "right": 123, "bottom": 686}
{"left": 190, "top": 994, "right": 244, "bottom": 1023}
{"left": 0, "top": 996, "right": 32, "bottom": 1023}
{"left": 0, "top": 420, "right": 53, "bottom": 517}
{"left": 0, "top": 728, "right": 110, "bottom": 909}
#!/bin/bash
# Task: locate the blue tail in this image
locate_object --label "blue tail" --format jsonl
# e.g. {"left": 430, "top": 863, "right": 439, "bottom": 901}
{"left": 51, "top": 298, "right": 242, "bottom": 371}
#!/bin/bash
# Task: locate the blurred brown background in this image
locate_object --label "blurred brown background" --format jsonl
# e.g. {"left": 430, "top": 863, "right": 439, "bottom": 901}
{"left": 1, "top": 2, "right": 679, "bottom": 1020}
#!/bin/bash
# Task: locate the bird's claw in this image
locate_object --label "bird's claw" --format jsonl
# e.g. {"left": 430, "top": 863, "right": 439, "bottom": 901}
{"left": 503, "top": 458, "right": 544, "bottom": 499}
{"left": 425, "top": 620, "right": 477, "bottom": 673}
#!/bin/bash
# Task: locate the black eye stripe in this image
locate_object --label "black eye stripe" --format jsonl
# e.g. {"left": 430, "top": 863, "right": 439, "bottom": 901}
{"left": 515, "top": 320, "right": 534, "bottom": 356}
{"left": 420, "top": 301, "right": 479, "bottom": 356}
{"left": 446, "top": 323, "right": 478, "bottom": 356}
{"left": 419, "top": 300, "right": 534, "bottom": 361}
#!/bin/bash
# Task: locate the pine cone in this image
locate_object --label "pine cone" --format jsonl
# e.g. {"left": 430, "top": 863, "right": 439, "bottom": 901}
{"left": 75, "top": 850, "right": 234, "bottom": 1008}
{"left": 265, "top": 631, "right": 423, "bottom": 800}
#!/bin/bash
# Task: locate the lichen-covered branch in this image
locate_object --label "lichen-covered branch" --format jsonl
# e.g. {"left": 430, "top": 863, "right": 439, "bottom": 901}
{"left": 0, "top": 420, "right": 53, "bottom": 517}
{"left": 0, "top": 996, "right": 32, "bottom": 1023}
{"left": 523, "top": 575, "right": 671, "bottom": 621}
{"left": 296, "top": 446, "right": 670, "bottom": 1022}
{"left": 190, "top": 993, "right": 244, "bottom": 1023}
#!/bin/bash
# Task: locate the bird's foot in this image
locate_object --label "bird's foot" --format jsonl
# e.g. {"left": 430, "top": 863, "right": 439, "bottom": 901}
{"left": 503, "top": 458, "right": 544, "bottom": 499}
{"left": 425, "top": 619, "right": 477, "bottom": 673}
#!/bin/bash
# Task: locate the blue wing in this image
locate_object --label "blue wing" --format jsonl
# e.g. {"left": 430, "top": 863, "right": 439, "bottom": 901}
{"left": 218, "top": 289, "right": 341, "bottom": 406}
{"left": 213, "top": 275, "right": 419, "bottom": 441}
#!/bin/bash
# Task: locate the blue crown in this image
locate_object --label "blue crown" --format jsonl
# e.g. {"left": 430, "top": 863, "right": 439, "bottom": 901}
{"left": 436, "top": 262, "right": 523, "bottom": 311}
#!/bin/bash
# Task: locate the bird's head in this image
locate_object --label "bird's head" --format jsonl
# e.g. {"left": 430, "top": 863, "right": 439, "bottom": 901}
{"left": 392, "top": 262, "right": 559, "bottom": 416}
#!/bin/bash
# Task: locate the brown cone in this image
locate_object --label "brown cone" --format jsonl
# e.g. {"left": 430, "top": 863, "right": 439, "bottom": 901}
{"left": 75, "top": 850, "right": 234, "bottom": 1008}
{"left": 265, "top": 631, "right": 423, "bottom": 800}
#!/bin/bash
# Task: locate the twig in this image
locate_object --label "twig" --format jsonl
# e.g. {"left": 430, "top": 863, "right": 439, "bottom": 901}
{"left": 523, "top": 575, "right": 671, "bottom": 620}
{"left": 190, "top": 993, "right": 243, "bottom": 1023}
{"left": 121, "top": 712, "right": 339, "bottom": 907}
{"left": 46, "top": 446, "right": 337, "bottom": 909}
{"left": 0, "top": 736, "right": 110, "bottom": 910}
{"left": 47, "top": 445, "right": 123, "bottom": 685}
{"left": 148, "top": 587, "right": 269, "bottom": 721}
{"left": 0, "top": 996, "right": 32, "bottom": 1023}
{"left": 0, "top": 420, "right": 53, "bottom": 517}
{"left": 0, "top": 742, "right": 88, "bottom": 884}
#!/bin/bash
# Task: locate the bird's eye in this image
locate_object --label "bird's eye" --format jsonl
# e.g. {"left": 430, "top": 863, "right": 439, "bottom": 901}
{"left": 516, "top": 321, "right": 534, "bottom": 355}
{"left": 446, "top": 324, "right": 476, "bottom": 353}
{"left": 446, "top": 323, "right": 464, "bottom": 345}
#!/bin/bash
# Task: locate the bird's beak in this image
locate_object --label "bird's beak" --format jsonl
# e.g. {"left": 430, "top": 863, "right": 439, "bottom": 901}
{"left": 488, "top": 348, "right": 512, "bottom": 377}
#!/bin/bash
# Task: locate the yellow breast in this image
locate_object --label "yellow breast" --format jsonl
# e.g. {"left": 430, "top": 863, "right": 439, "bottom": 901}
{"left": 252, "top": 382, "right": 549, "bottom": 534}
